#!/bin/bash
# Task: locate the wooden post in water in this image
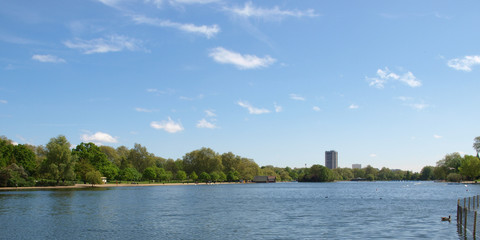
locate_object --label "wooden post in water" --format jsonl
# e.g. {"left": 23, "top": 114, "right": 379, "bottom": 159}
{"left": 465, "top": 207, "right": 468, "bottom": 233}
{"left": 474, "top": 196, "right": 476, "bottom": 210}
{"left": 458, "top": 199, "right": 461, "bottom": 224}
{"left": 474, "top": 211, "right": 477, "bottom": 237}
{"left": 469, "top": 197, "right": 471, "bottom": 211}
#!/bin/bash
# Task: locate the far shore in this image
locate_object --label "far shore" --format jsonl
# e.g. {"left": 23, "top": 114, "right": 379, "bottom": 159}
{"left": 1, "top": 180, "right": 478, "bottom": 191}
{"left": 0, "top": 181, "right": 246, "bottom": 191}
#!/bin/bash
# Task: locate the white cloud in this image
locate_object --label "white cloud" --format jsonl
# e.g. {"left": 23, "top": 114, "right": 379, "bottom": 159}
{"left": 313, "top": 106, "right": 321, "bottom": 112}
{"left": 447, "top": 55, "right": 480, "bottom": 72}
{"left": 237, "top": 101, "right": 270, "bottom": 114}
{"left": 410, "top": 103, "right": 429, "bottom": 111}
{"left": 367, "top": 67, "right": 421, "bottom": 88}
{"left": 369, "top": 153, "right": 377, "bottom": 158}
{"left": 396, "top": 96, "right": 412, "bottom": 101}
{"left": 434, "top": 134, "right": 443, "bottom": 139}
{"left": 225, "top": 1, "right": 318, "bottom": 20}
{"left": 399, "top": 71, "right": 421, "bottom": 87}
{"left": 64, "top": 35, "right": 143, "bottom": 54}
{"left": 349, "top": 104, "right": 359, "bottom": 109}
{"left": 205, "top": 110, "right": 216, "bottom": 117}
{"left": 131, "top": 15, "right": 219, "bottom": 39}
{"left": 274, "top": 103, "right": 283, "bottom": 113}
{"left": 32, "top": 54, "right": 66, "bottom": 63}
{"left": 135, "top": 107, "right": 156, "bottom": 113}
{"left": 197, "top": 118, "right": 216, "bottom": 129}
{"left": 209, "top": 47, "right": 276, "bottom": 70}
{"left": 289, "top": 94, "right": 306, "bottom": 101}
{"left": 151, "top": 117, "right": 184, "bottom": 133}
{"left": 81, "top": 131, "right": 118, "bottom": 144}
{"left": 171, "top": 0, "right": 219, "bottom": 4}
{"left": 0, "top": 100, "right": 7, "bottom": 104}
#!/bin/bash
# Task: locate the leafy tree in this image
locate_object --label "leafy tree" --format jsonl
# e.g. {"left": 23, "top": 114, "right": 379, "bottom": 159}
{"left": 474, "top": 137, "right": 480, "bottom": 158}
{"left": 0, "top": 163, "right": 30, "bottom": 187}
{"left": 73, "top": 142, "right": 118, "bottom": 180}
{"left": 159, "top": 171, "right": 173, "bottom": 182}
{"left": 0, "top": 136, "right": 14, "bottom": 168}
{"left": 437, "top": 152, "right": 462, "bottom": 174}
{"left": 165, "top": 159, "right": 178, "bottom": 174}
{"left": 176, "top": 170, "right": 187, "bottom": 181}
{"left": 210, "top": 172, "right": 219, "bottom": 182}
{"left": 420, "top": 166, "right": 434, "bottom": 180}
{"left": 85, "top": 170, "right": 102, "bottom": 187}
{"left": 433, "top": 166, "right": 447, "bottom": 180}
{"left": 183, "top": 148, "right": 223, "bottom": 175}
{"left": 143, "top": 167, "right": 157, "bottom": 181}
{"left": 221, "top": 152, "right": 240, "bottom": 173}
{"left": 128, "top": 143, "right": 155, "bottom": 173}
{"left": 12, "top": 144, "right": 37, "bottom": 176}
{"left": 301, "top": 165, "right": 334, "bottom": 182}
{"left": 447, "top": 173, "right": 462, "bottom": 182}
{"left": 199, "top": 172, "right": 210, "bottom": 182}
{"left": 99, "top": 145, "right": 121, "bottom": 167}
{"left": 227, "top": 170, "right": 239, "bottom": 182}
{"left": 155, "top": 167, "right": 166, "bottom": 181}
{"left": 42, "top": 135, "right": 76, "bottom": 184}
{"left": 236, "top": 157, "right": 259, "bottom": 181}
{"left": 75, "top": 158, "right": 95, "bottom": 183}
{"left": 352, "top": 168, "right": 366, "bottom": 179}
{"left": 459, "top": 155, "right": 480, "bottom": 180}
{"left": 121, "top": 167, "right": 141, "bottom": 181}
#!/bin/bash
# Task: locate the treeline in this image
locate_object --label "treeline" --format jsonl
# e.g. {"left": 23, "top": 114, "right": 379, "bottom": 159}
{"left": 0, "top": 135, "right": 265, "bottom": 187}
{"left": 1, "top": 135, "right": 479, "bottom": 186}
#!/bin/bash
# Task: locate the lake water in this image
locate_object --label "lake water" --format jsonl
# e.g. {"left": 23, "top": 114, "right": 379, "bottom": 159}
{"left": 0, "top": 181, "right": 477, "bottom": 239}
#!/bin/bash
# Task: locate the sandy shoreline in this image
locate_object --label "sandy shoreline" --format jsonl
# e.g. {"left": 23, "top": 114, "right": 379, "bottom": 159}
{"left": 0, "top": 182, "right": 245, "bottom": 191}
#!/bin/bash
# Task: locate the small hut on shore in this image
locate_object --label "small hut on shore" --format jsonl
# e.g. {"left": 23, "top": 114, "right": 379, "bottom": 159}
{"left": 253, "top": 176, "right": 276, "bottom": 183}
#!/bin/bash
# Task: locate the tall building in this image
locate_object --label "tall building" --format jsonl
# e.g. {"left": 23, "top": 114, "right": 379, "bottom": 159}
{"left": 325, "top": 150, "right": 338, "bottom": 169}
{"left": 352, "top": 164, "right": 362, "bottom": 169}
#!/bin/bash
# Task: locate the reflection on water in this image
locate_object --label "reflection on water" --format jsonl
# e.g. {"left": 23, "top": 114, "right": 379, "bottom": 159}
{"left": 0, "top": 182, "right": 477, "bottom": 239}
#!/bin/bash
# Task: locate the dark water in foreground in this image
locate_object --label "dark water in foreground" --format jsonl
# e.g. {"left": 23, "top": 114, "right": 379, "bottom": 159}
{"left": 0, "top": 181, "right": 477, "bottom": 239}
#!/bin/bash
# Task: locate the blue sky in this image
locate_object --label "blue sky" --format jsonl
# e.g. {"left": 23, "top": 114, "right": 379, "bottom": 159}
{"left": 1, "top": 0, "right": 479, "bottom": 172}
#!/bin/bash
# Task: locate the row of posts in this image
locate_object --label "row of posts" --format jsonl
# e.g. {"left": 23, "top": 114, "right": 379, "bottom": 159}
{"left": 458, "top": 195, "right": 480, "bottom": 237}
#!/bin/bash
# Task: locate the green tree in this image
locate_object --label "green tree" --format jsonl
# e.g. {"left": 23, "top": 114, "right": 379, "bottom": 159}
{"left": 127, "top": 143, "right": 155, "bottom": 173}
{"left": 99, "top": 145, "right": 121, "bottom": 167}
{"left": 85, "top": 170, "right": 102, "bottom": 187}
{"left": 121, "top": 167, "right": 141, "bottom": 181}
{"left": 143, "top": 167, "right": 157, "bottom": 181}
{"left": 176, "top": 170, "right": 187, "bottom": 181}
{"left": 73, "top": 142, "right": 119, "bottom": 180}
{"left": 459, "top": 155, "right": 480, "bottom": 180}
{"left": 420, "top": 166, "right": 434, "bottom": 180}
{"left": 199, "top": 172, "right": 211, "bottom": 182}
{"left": 301, "top": 165, "right": 333, "bottom": 182}
{"left": 42, "top": 135, "right": 76, "bottom": 184}
{"left": 474, "top": 136, "right": 480, "bottom": 158}
{"left": 12, "top": 144, "right": 37, "bottom": 176}
{"left": 227, "top": 170, "right": 239, "bottom": 182}
{"left": 437, "top": 152, "right": 462, "bottom": 174}
{"left": 183, "top": 148, "right": 223, "bottom": 176}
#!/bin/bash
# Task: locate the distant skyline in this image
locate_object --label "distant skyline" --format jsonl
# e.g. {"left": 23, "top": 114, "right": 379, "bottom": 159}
{"left": 1, "top": 1, "right": 479, "bottom": 172}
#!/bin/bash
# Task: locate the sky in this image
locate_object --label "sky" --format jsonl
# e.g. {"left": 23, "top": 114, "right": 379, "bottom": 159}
{"left": 1, "top": 0, "right": 479, "bottom": 172}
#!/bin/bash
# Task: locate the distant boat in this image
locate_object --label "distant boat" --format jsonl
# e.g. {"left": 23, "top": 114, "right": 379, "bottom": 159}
{"left": 351, "top": 177, "right": 367, "bottom": 181}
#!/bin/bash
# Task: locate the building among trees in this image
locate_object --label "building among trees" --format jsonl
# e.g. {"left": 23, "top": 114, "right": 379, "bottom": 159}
{"left": 325, "top": 150, "right": 338, "bottom": 169}
{"left": 352, "top": 164, "right": 362, "bottom": 169}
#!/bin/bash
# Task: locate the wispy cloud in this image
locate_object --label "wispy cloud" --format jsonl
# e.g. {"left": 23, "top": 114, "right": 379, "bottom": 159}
{"left": 410, "top": 103, "right": 429, "bottom": 111}
{"left": 135, "top": 107, "right": 156, "bottom": 113}
{"left": 209, "top": 47, "right": 275, "bottom": 69}
{"left": 81, "top": 131, "right": 118, "bottom": 144}
{"left": 237, "top": 101, "right": 270, "bottom": 114}
{"left": 367, "top": 67, "right": 421, "bottom": 88}
{"left": 447, "top": 55, "right": 480, "bottom": 72}
{"left": 64, "top": 35, "right": 143, "bottom": 54}
{"left": 131, "top": 15, "right": 220, "bottom": 39}
{"left": 370, "top": 153, "right": 377, "bottom": 157}
{"left": 312, "top": 106, "right": 321, "bottom": 112}
{"left": 289, "top": 94, "right": 306, "bottom": 101}
{"left": 151, "top": 117, "right": 184, "bottom": 133}
{"left": 349, "top": 104, "right": 359, "bottom": 109}
{"left": 32, "top": 54, "right": 66, "bottom": 63}
{"left": 205, "top": 110, "right": 216, "bottom": 117}
{"left": 225, "top": 1, "right": 318, "bottom": 20}
{"left": 0, "top": 100, "right": 7, "bottom": 104}
{"left": 434, "top": 134, "right": 443, "bottom": 139}
{"left": 196, "top": 118, "right": 216, "bottom": 129}
{"left": 274, "top": 103, "right": 283, "bottom": 113}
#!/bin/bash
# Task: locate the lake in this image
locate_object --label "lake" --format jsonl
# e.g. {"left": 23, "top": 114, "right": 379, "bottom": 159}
{"left": 0, "top": 181, "right": 477, "bottom": 239}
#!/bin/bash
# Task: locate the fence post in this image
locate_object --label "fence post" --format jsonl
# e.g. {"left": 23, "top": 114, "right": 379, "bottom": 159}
{"left": 458, "top": 199, "right": 460, "bottom": 224}
{"left": 465, "top": 207, "right": 468, "bottom": 233}
{"left": 474, "top": 211, "right": 477, "bottom": 237}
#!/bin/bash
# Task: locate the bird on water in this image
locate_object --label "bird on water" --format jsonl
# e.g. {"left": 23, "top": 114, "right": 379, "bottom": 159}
{"left": 441, "top": 216, "right": 451, "bottom": 222}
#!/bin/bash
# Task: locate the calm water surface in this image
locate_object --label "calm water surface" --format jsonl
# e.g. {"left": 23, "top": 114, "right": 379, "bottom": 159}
{"left": 0, "top": 181, "right": 477, "bottom": 239}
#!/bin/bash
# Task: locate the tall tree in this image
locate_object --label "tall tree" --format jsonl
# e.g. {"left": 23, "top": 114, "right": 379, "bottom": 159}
{"left": 183, "top": 148, "right": 223, "bottom": 175}
{"left": 42, "top": 135, "right": 76, "bottom": 184}
{"left": 128, "top": 143, "right": 155, "bottom": 173}
{"left": 73, "top": 142, "right": 118, "bottom": 180}
{"left": 13, "top": 144, "right": 37, "bottom": 176}
{"left": 459, "top": 155, "right": 480, "bottom": 180}
{"left": 474, "top": 136, "right": 480, "bottom": 158}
